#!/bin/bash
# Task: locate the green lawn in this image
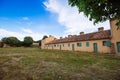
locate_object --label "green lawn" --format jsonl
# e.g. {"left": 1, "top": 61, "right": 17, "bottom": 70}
{"left": 0, "top": 47, "right": 120, "bottom": 80}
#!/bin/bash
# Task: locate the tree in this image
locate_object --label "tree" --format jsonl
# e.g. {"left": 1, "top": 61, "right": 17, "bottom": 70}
{"left": 42, "top": 35, "right": 48, "bottom": 40}
{"left": 23, "top": 36, "right": 33, "bottom": 47}
{"left": 1, "top": 37, "right": 21, "bottom": 47}
{"left": 38, "top": 40, "right": 41, "bottom": 46}
{"left": 68, "top": 0, "right": 120, "bottom": 28}
{"left": 1, "top": 37, "right": 7, "bottom": 42}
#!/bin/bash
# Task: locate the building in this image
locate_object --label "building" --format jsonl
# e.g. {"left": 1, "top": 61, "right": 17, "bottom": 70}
{"left": 0, "top": 41, "right": 4, "bottom": 48}
{"left": 41, "top": 19, "right": 120, "bottom": 54}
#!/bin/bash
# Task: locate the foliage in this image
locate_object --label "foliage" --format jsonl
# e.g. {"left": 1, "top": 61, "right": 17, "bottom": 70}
{"left": 23, "top": 36, "right": 33, "bottom": 47}
{"left": 42, "top": 35, "right": 48, "bottom": 40}
{"left": 1, "top": 37, "right": 21, "bottom": 47}
{"left": 68, "top": 0, "right": 120, "bottom": 26}
{"left": 39, "top": 40, "right": 41, "bottom": 46}
{"left": 1, "top": 37, "right": 7, "bottom": 42}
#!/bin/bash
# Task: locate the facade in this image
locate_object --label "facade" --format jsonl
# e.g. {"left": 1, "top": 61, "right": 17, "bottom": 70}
{"left": 41, "top": 20, "right": 120, "bottom": 54}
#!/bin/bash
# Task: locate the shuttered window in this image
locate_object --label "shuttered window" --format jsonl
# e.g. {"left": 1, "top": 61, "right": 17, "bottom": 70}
{"left": 63, "top": 44, "right": 64, "bottom": 47}
{"left": 86, "top": 42, "right": 89, "bottom": 47}
{"left": 77, "top": 43, "right": 82, "bottom": 47}
{"left": 68, "top": 43, "right": 70, "bottom": 47}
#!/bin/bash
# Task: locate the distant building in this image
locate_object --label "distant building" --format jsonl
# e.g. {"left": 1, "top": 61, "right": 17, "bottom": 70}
{"left": 0, "top": 41, "right": 4, "bottom": 48}
{"left": 41, "top": 19, "right": 120, "bottom": 54}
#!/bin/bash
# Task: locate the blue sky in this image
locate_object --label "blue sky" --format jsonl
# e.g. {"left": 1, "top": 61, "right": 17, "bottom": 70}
{"left": 0, "top": 0, "right": 110, "bottom": 41}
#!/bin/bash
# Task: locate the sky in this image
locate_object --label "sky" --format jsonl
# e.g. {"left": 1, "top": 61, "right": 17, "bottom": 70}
{"left": 0, "top": 0, "right": 110, "bottom": 41}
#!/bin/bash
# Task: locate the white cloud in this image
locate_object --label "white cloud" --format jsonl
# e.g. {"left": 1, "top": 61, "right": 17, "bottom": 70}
{"left": 44, "top": 0, "right": 110, "bottom": 35}
{"left": 0, "top": 28, "right": 24, "bottom": 40}
{"left": 22, "top": 17, "right": 30, "bottom": 21}
{"left": 0, "top": 28, "right": 45, "bottom": 41}
{"left": 22, "top": 28, "right": 33, "bottom": 33}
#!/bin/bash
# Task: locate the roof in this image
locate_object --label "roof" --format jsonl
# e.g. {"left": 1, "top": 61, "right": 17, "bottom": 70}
{"left": 46, "top": 30, "right": 111, "bottom": 45}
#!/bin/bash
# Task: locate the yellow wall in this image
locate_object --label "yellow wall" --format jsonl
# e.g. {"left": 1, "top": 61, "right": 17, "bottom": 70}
{"left": 41, "top": 20, "right": 120, "bottom": 54}
{"left": 110, "top": 19, "right": 120, "bottom": 53}
{"left": 75, "top": 39, "right": 110, "bottom": 53}
{"left": 45, "top": 39, "right": 110, "bottom": 53}
{"left": 41, "top": 36, "right": 56, "bottom": 49}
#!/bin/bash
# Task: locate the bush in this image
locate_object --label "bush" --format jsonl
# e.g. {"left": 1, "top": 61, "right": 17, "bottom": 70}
{"left": 23, "top": 36, "right": 33, "bottom": 47}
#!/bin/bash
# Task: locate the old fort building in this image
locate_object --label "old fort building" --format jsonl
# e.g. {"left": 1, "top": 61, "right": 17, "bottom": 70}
{"left": 41, "top": 19, "right": 120, "bottom": 54}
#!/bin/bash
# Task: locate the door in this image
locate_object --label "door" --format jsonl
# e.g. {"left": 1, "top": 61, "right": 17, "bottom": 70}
{"left": 72, "top": 44, "right": 75, "bottom": 51}
{"left": 93, "top": 43, "right": 98, "bottom": 53}
{"left": 60, "top": 45, "right": 61, "bottom": 50}
{"left": 117, "top": 42, "right": 120, "bottom": 53}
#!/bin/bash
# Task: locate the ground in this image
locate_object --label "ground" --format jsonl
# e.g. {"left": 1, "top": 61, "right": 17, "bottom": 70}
{"left": 0, "top": 47, "right": 120, "bottom": 80}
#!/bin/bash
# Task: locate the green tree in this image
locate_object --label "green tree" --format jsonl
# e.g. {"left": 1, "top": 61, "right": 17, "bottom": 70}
{"left": 42, "top": 35, "right": 48, "bottom": 40}
{"left": 23, "top": 36, "right": 33, "bottom": 47}
{"left": 1, "top": 37, "right": 7, "bottom": 43}
{"left": 38, "top": 40, "right": 41, "bottom": 46}
{"left": 1, "top": 37, "right": 21, "bottom": 47}
{"left": 68, "top": 0, "right": 120, "bottom": 27}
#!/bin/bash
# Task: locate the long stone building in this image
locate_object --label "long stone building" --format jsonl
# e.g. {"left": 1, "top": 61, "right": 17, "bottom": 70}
{"left": 41, "top": 19, "right": 120, "bottom": 54}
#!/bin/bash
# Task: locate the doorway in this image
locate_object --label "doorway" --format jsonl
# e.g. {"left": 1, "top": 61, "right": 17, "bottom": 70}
{"left": 93, "top": 43, "right": 98, "bottom": 53}
{"left": 117, "top": 42, "right": 120, "bottom": 53}
{"left": 72, "top": 44, "right": 75, "bottom": 51}
{"left": 60, "top": 45, "right": 61, "bottom": 50}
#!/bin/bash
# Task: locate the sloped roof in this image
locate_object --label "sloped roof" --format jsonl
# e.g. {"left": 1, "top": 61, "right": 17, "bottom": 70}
{"left": 46, "top": 30, "right": 111, "bottom": 45}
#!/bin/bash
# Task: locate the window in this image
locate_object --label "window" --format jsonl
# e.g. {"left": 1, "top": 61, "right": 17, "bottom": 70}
{"left": 103, "top": 41, "right": 106, "bottom": 46}
{"left": 63, "top": 44, "right": 64, "bottom": 47}
{"left": 86, "top": 42, "right": 89, "bottom": 47}
{"left": 68, "top": 43, "right": 70, "bottom": 47}
{"left": 77, "top": 43, "right": 82, "bottom": 47}
{"left": 106, "top": 40, "right": 111, "bottom": 46}
{"left": 54, "top": 44, "right": 56, "bottom": 47}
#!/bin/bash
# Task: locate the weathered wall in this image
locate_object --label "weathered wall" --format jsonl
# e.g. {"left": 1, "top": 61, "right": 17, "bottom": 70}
{"left": 45, "top": 39, "right": 110, "bottom": 53}
{"left": 110, "top": 19, "right": 120, "bottom": 53}
{"left": 41, "top": 36, "right": 56, "bottom": 49}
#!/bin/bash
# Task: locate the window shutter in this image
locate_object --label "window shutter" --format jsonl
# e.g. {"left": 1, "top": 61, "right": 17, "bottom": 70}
{"left": 106, "top": 40, "right": 111, "bottom": 47}
{"left": 86, "top": 42, "right": 89, "bottom": 47}
{"left": 77, "top": 43, "right": 82, "bottom": 47}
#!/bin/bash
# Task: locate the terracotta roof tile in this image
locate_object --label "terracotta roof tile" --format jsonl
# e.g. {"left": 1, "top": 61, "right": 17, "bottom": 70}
{"left": 46, "top": 30, "right": 111, "bottom": 45}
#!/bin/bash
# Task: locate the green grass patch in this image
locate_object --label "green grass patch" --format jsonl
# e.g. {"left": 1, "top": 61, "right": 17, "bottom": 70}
{"left": 0, "top": 47, "right": 120, "bottom": 80}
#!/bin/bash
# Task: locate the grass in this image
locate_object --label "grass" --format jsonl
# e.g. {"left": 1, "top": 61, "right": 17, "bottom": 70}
{"left": 0, "top": 47, "right": 120, "bottom": 80}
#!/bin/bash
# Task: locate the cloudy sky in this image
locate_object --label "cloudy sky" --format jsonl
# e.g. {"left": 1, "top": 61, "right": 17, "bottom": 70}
{"left": 0, "top": 0, "right": 110, "bottom": 41}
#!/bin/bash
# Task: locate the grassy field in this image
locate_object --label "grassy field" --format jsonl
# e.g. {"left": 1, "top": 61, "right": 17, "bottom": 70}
{"left": 0, "top": 47, "right": 120, "bottom": 80}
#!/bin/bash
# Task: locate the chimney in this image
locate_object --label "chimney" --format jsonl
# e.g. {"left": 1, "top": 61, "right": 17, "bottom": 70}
{"left": 65, "top": 37, "right": 67, "bottom": 38}
{"left": 98, "top": 27, "right": 104, "bottom": 31}
{"left": 68, "top": 35, "right": 72, "bottom": 38}
{"left": 80, "top": 32, "right": 84, "bottom": 35}
{"left": 73, "top": 35, "right": 77, "bottom": 37}
{"left": 60, "top": 37, "right": 62, "bottom": 39}
{"left": 49, "top": 35, "right": 52, "bottom": 37}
